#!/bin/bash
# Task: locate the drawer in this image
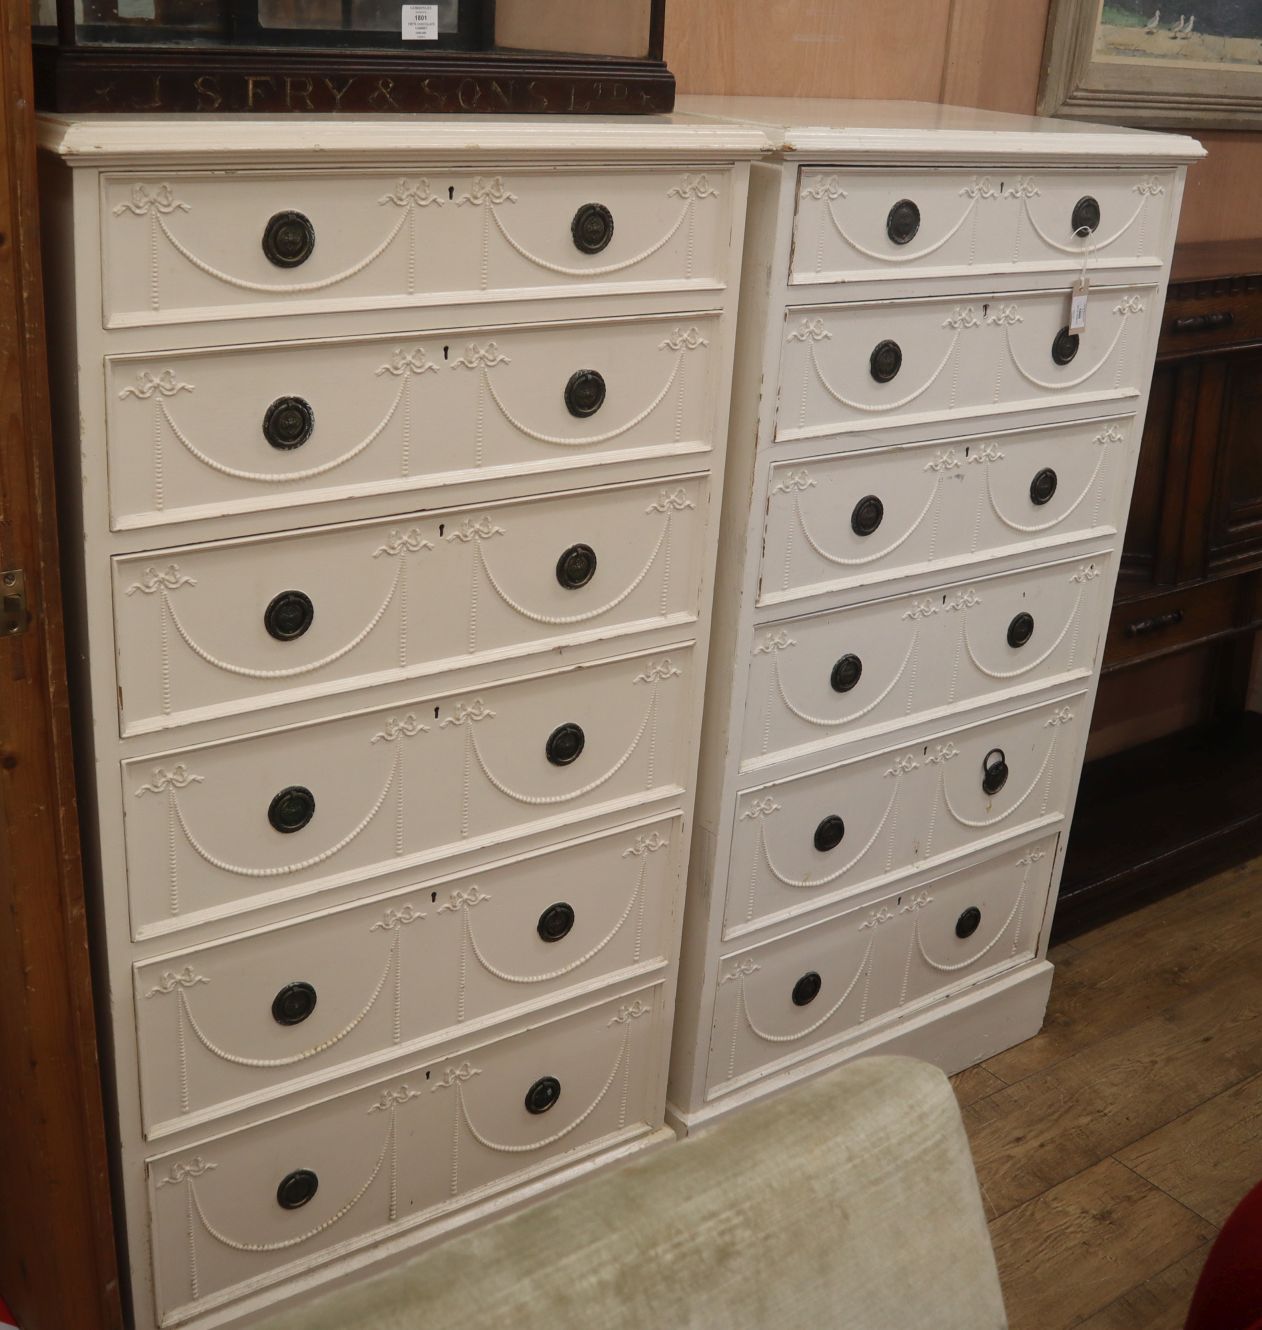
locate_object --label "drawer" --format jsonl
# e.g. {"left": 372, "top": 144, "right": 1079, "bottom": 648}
{"left": 121, "top": 645, "right": 695, "bottom": 938}
{"left": 761, "top": 416, "right": 1132, "bottom": 604}
{"left": 105, "top": 314, "right": 722, "bottom": 530}
{"left": 101, "top": 167, "right": 733, "bottom": 327}
{"left": 1103, "top": 579, "right": 1241, "bottom": 671}
{"left": 777, "top": 285, "right": 1156, "bottom": 442}
{"left": 744, "top": 554, "right": 1111, "bottom": 770}
{"left": 113, "top": 475, "right": 707, "bottom": 735}
{"left": 146, "top": 985, "right": 665, "bottom": 1325}
{"left": 724, "top": 692, "right": 1083, "bottom": 937}
{"left": 134, "top": 815, "right": 680, "bottom": 1136}
{"left": 706, "top": 836, "right": 1055, "bottom": 1096}
{"left": 791, "top": 167, "right": 1175, "bottom": 286}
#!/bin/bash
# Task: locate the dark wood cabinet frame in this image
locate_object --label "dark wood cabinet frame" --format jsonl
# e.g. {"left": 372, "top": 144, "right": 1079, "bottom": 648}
{"left": 0, "top": 5, "right": 123, "bottom": 1328}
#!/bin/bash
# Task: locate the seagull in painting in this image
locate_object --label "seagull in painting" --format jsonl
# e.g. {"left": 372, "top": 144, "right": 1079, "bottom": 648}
{"left": 1144, "top": 8, "right": 1160, "bottom": 31}
{"left": 1169, "top": 14, "right": 1185, "bottom": 34}
{"left": 1179, "top": 14, "right": 1195, "bottom": 36}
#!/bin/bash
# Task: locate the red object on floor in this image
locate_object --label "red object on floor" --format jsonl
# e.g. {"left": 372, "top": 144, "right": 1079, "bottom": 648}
{"left": 0, "top": 1294, "right": 18, "bottom": 1328}
{"left": 1185, "top": 1176, "right": 1262, "bottom": 1330}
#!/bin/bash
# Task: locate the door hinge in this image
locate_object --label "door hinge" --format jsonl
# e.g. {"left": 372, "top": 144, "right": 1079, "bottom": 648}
{"left": 2, "top": 569, "right": 29, "bottom": 638}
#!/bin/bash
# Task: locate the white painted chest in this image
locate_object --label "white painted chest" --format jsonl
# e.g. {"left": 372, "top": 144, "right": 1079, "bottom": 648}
{"left": 666, "top": 97, "right": 1202, "bottom": 1130}
{"left": 37, "top": 112, "right": 759, "bottom": 1329}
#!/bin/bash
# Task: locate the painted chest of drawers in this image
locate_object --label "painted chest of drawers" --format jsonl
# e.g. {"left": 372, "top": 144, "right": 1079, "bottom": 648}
{"left": 666, "top": 97, "right": 1202, "bottom": 1130}
{"left": 37, "top": 114, "right": 760, "bottom": 1329}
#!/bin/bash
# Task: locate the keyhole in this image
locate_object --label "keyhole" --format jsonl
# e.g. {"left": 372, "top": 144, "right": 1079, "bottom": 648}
{"left": 443, "top": 345, "right": 449, "bottom": 360}
{"left": 447, "top": 186, "right": 454, "bottom": 200}
{"left": 438, "top": 523, "right": 444, "bottom": 537}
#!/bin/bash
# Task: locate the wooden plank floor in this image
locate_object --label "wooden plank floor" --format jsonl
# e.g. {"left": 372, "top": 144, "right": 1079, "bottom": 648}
{"left": 953, "top": 853, "right": 1262, "bottom": 1330}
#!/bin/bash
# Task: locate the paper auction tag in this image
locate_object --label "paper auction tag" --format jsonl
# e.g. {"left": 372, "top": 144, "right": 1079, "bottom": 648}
{"left": 1069, "top": 277, "right": 1090, "bottom": 333}
{"left": 402, "top": 4, "right": 439, "bottom": 40}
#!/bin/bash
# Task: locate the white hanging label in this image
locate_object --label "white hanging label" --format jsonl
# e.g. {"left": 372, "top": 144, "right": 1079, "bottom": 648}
{"left": 402, "top": 5, "right": 439, "bottom": 40}
{"left": 1069, "top": 278, "right": 1090, "bottom": 334}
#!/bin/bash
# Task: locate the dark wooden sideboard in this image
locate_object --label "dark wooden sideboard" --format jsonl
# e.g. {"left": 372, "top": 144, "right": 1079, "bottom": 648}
{"left": 1057, "top": 241, "right": 1262, "bottom": 937}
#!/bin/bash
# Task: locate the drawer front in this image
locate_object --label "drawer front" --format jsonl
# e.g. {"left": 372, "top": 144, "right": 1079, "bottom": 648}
{"left": 105, "top": 315, "right": 721, "bottom": 530}
{"left": 706, "top": 836, "right": 1055, "bottom": 1095}
{"left": 777, "top": 286, "right": 1156, "bottom": 442}
{"left": 102, "top": 168, "right": 732, "bottom": 326}
{"left": 1104, "top": 579, "right": 1241, "bottom": 671}
{"left": 146, "top": 986, "right": 665, "bottom": 1324}
{"left": 134, "top": 816, "right": 679, "bottom": 1136}
{"left": 761, "top": 417, "right": 1131, "bottom": 605}
{"left": 724, "top": 693, "right": 1082, "bottom": 937}
{"left": 744, "top": 555, "right": 1111, "bottom": 769}
{"left": 791, "top": 167, "right": 1175, "bottom": 286}
{"left": 113, "top": 476, "right": 707, "bottom": 734}
{"left": 121, "top": 646, "right": 695, "bottom": 938}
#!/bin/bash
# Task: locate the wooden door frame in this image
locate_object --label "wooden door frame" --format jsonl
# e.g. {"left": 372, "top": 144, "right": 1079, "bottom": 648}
{"left": 0, "top": 6, "right": 123, "bottom": 1329}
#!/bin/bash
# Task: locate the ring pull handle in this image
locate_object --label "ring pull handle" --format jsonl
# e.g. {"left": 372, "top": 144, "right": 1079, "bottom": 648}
{"left": 869, "top": 340, "right": 903, "bottom": 383}
{"left": 525, "top": 1076, "right": 562, "bottom": 1114}
{"left": 264, "top": 590, "right": 314, "bottom": 642}
{"left": 1052, "top": 326, "right": 1080, "bottom": 366}
{"left": 262, "top": 211, "right": 315, "bottom": 268}
{"left": 556, "top": 544, "right": 597, "bottom": 590}
{"left": 1030, "top": 468, "right": 1058, "bottom": 506}
{"left": 1071, "top": 196, "right": 1101, "bottom": 237}
{"left": 1007, "top": 612, "right": 1035, "bottom": 649}
{"left": 886, "top": 199, "right": 921, "bottom": 246}
{"left": 792, "top": 971, "right": 822, "bottom": 1007}
{"left": 955, "top": 907, "right": 982, "bottom": 939}
{"left": 981, "top": 749, "right": 1009, "bottom": 797}
{"left": 272, "top": 982, "right": 317, "bottom": 1026}
{"left": 276, "top": 1169, "right": 319, "bottom": 1210}
{"left": 536, "top": 902, "right": 575, "bottom": 943}
{"left": 851, "top": 495, "right": 885, "bottom": 537}
{"left": 545, "top": 723, "right": 585, "bottom": 767}
{"left": 571, "top": 203, "right": 614, "bottom": 255}
{"left": 830, "top": 654, "right": 863, "bottom": 694}
{"left": 263, "top": 396, "right": 315, "bottom": 450}
{"left": 813, "top": 814, "right": 846, "bottom": 853}
{"left": 268, "top": 785, "right": 315, "bottom": 834}
{"left": 564, "top": 369, "right": 606, "bottom": 418}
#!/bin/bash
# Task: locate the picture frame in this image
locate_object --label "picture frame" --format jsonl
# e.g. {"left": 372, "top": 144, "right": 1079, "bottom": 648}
{"left": 1039, "top": 0, "right": 1262, "bottom": 131}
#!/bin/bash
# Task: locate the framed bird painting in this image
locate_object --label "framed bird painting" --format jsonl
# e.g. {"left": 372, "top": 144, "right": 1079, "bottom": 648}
{"left": 1040, "top": 0, "right": 1262, "bottom": 129}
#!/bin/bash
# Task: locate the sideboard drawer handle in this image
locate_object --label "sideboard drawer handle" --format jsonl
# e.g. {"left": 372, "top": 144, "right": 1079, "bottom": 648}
{"left": 981, "top": 748, "right": 1009, "bottom": 796}
{"left": 525, "top": 1076, "right": 562, "bottom": 1114}
{"left": 263, "top": 396, "right": 315, "bottom": 450}
{"left": 276, "top": 1169, "right": 319, "bottom": 1210}
{"left": 956, "top": 907, "right": 982, "bottom": 939}
{"left": 1030, "top": 467, "right": 1058, "bottom": 506}
{"left": 272, "top": 981, "right": 317, "bottom": 1026}
{"left": 814, "top": 814, "right": 846, "bottom": 853}
{"left": 830, "top": 653, "right": 863, "bottom": 694}
{"left": 262, "top": 211, "right": 315, "bottom": 269}
{"left": 851, "top": 495, "right": 885, "bottom": 537}
{"left": 1052, "top": 326, "right": 1080, "bottom": 366}
{"left": 545, "top": 723, "right": 585, "bottom": 767}
{"left": 1071, "top": 196, "right": 1101, "bottom": 237}
{"left": 1171, "top": 311, "right": 1234, "bottom": 334}
{"left": 886, "top": 199, "right": 921, "bottom": 245}
{"left": 265, "top": 590, "right": 314, "bottom": 642}
{"left": 1125, "top": 608, "right": 1184, "bottom": 638}
{"left": 869, "top": 339, "right": 903, "bottom": 383}
{"left": 1007, "top": 612, "right": 1035, "bottom": 649}
{"left": 556, "top": 544, "right": 597, "bottom": 590}
{"left": 792, "top": 971, "right": 822, "bottom": 1007}
{"left": 268, "top": 785, "right": 315, "bottom": 834}
{"left": 564, "top": 369, "right": 606, "bottom": 418}
{"left": 537, "top": 902, "right": 575, "bottom": 943}
{"left": 571, "top": 203, "right": 614, "bottom": 255}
